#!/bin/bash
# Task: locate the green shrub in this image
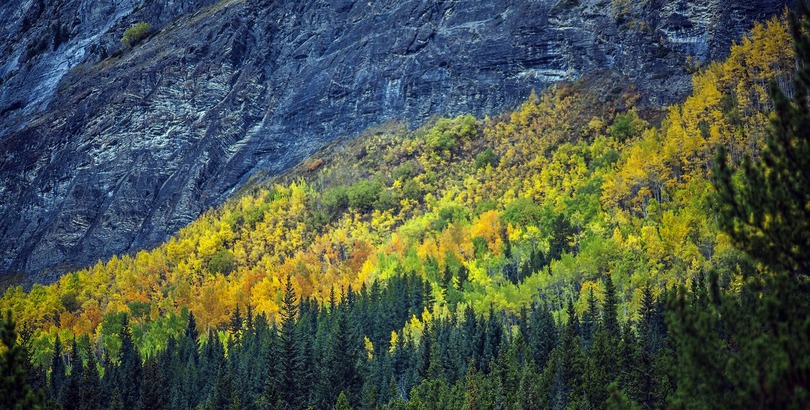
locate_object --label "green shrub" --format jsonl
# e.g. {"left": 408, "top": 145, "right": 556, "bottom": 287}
{"left": 432, "top": 204, "right": 469, "bottom": 231}
{"left": 502, "top": 198, "right": 543, "bottom": 226}
{"left": 401, "top": 179, "right": 423, "bottom": 201}
{"left": 608, "top": 109, "right": 647, "bottom": 142}
{"left": 472, "top": 236, "right": 488, "bottom": 258}
{"left": 374, "top": 189, "right": 398, "bottom": 211}
{"left": 322, "top": 186, "right": 349, "bottom": 214}
{"left": 475, "top": 147, "right": 499, "bottom": 169}
{"left": 425, "top": 114, "right": 477, "bottom": 155}
{"left": 121, "top": 22, "right": 150, "bottom": 48}
{"left": 348, "top": 180, "right": 383, "bottom": 211}
{"left": 208, "top": 249, "right": 235, "bottom": 275}
{"left": 60, "top": 293, "right": 79, "bottom": 312}
{"left": 127, "top": 301, "right": 151, "bottom": 319}
{"left": 474, "top": 200, "right": 498, "bottom": 216}
{"left": 393, "top": 162, "right": 416, "bottom": 181}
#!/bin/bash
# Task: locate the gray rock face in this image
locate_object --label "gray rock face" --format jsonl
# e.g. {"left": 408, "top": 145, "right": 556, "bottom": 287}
{"left": 0, "top": 0, "right": 792, "bottom": 283}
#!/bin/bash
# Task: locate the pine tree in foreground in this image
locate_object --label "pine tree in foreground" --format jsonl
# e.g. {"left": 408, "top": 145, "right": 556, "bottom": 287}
{"left": 0, "top": 310, "right": 42, "bottom": 409}
{"left": 675, "top": 3, "right": 810, "bottom": 408}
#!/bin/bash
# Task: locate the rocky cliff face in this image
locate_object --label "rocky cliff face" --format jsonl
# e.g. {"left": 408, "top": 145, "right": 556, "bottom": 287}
{"left": 0, "top": 0, "right": 792, "bottom": 284}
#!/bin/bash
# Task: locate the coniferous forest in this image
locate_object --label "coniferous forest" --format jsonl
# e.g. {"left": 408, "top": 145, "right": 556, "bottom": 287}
{"left": 2, "top": 6, "right": 810, "bottom": 410}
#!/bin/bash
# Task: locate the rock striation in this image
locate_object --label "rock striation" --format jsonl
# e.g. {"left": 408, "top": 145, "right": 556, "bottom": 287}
{"left": 0, "top": 0, "right": 792, "bottom": 284}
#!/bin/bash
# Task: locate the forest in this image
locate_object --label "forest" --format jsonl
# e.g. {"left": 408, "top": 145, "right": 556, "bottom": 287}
{"left": 1, "top": 9, "right": 809, "bottom": 410}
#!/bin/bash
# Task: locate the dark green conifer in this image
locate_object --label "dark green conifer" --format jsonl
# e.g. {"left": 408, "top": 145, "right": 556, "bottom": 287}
{"left": 276, "top": 275, "right": 301, "bottom": 408}
{"left": 50, "top": 334, "right": 66, "bottom": 401}
{"left": 0, "top": 311, "right": 42, "bottom": 410}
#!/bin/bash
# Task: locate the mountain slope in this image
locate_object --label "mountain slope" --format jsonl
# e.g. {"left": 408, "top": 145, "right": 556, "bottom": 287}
{"left": 0, "top": 0, "right": 792, "bottom": 283}
{"left": 0, "top": 16, "right": 794, "bottom": 363}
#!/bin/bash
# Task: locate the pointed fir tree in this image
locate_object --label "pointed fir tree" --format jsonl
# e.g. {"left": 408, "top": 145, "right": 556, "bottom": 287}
{"left": 275, "top": 274, "right": 300, "bottom": 408}
{"left": 50, "top": 334, "right": 67, "bottom": 402}
{"left": 670, "top": 6, "right": 810, "bottom": 408}
{"left": 109, "top": 388, "right": 124, "bottom": 410}
{"left": 80, "top": 340, "right": 102, "bottom": 410}
{"left": 335, "top": 390, "right": 352, "bottom": 410}
{"left": 61, "top": 338, "right": 82, "bottom": 410}
{"left": 0, "top": 311, "right": 42, "bottom": 410}
{"left": 115, "top": 315, "right": 143, "bottom": 409}
{"left": 229, "top": 305, "right": 243, "bottom": 340}
{"left": 602, "top": 274, "right": 619, "bottom": 339}
{"left": 581, "top": 289, "right": 599, "bottom": 349}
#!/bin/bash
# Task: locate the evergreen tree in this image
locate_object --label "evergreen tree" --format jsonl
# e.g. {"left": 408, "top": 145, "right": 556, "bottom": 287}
{"left": 671, "top": 5, "right": 810, "bottom": 407}
{"left": 296, "top": 325, "right": 316, "bottom": 408}
{"left": 109, "top": 388, "right": 124, "bottom": 410}
{"left": 602, "top": 274, "right": 619, "bottom": 339}
{"left": 186, "top": 311, "right": 199, "bottom": 343}
{"left": 276, "top": 275, "right": 301, "bottom": 408}
{"left": 114, "top": 315, "right": 143, "bottom": 409}
{"left": 581, "top": 289, "right": 599, "bottom": 349}
{"left": 635, "top": 285, "right": 663, "bottom": 409}
{"left": 527, "top": 303, "right": 556, "bottom": 371}
{"left": 462, "top": 362, "right": 480, "bottom": 410}
{"left": 61, "top": 338, "right": 82, "bottom": 410}
{"left": 50, "top": 333, "right": 68, "bottom": 403}
{"left": 229, "top": 305, "right": 243, "bottom": 339}
{"left": 335, "top": 390, "right": 352, "bottom": 410}
{"left": 550, "top": 301, "right": 584, "bottom": 408}
{"left": 317, "top": 310, "right": 360, "bottom": 408}
{"left": 139, "top": 358, "right": 166, "bottom": 410}
{"left": 80, "top": 341, "right": 102, "bottom": 410}
{"left": 0, "top": 310, "right": 42, "bottom": 410}
{"left": 211, "top": 360, "right": 234, "bottom": 409}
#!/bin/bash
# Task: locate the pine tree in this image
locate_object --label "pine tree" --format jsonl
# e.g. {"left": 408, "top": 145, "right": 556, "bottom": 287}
{"left": 80, "top": 340, "right": 102, "bottom": 410}
{"left": 109, "top": 388, "right": 124, "bottom": 410}
{"left": 714, "top": 14, "right": 810, "bottom": 277}
{"left": 317, "top": 310, "right": 360, "bottom": 407}
{"left": 462, "top": 362, "right": 480, "bottom": 410}
{"left": 581, "top": 289, "right": 599, "bottom": 349}
{"left": 0, "top": 310, "right": 42, "bottom": 410}
{"left": 139, "top": 358, "right": 166, "bottom": 410}
{"left": 61, "top": 338, "right": 82, "bottom": 410}
{"left": 635, "top": 285, "right": 662, "bottom": 409}
{"left": 186, "top": 311, "right": 199, "bottom": 342}
{"left": 550, "top": 301, "right": 584, "bottom": 408}
{"left": 671, "top": 4, "right": 810, "bottom": 407}
{"left": 527, "top": 303, "right": 557, "bottom": 371}
{"left": 335, "top": 390, "right": 352, "bottom": 410}
{"left": 50, "top": 334, "right": 67, "bottom": 402}
{"left": 275, "top": 275, "right": 300, "bottom": 408}
{"left": 296, "top": 326, "right": 316, "bottom": 408}
{"left": 115, "top": 315, "right": 143, "bottom": 409}
{"left": 602, "top": 274, "right": 619, "bottom": 339}
{"left": 229, "top": 305, "right": 243, "bottom": 339}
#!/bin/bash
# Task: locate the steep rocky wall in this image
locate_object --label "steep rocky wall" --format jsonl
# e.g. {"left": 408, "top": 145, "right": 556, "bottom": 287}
{"left": 0, "top": 0, "right": 792, "bottom": 283}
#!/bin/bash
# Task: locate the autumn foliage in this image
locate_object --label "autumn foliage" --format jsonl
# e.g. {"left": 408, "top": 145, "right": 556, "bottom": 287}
{"left": 0, "top": 16, "right": 795, "bottom": 371}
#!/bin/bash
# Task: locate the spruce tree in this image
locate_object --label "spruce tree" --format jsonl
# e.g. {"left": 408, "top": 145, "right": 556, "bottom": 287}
{"left": 80, "top": 341, "right": 102, "bottom": 410}
{"left": 0, "top": 310, "right": 42, "bottom": 410}
{"left": 50, "top": 334, "right": 67, "bottom": 401}
{"left": 186, "top": 311, "right": 199, "bottom": 342}
{"left": 61, "top": 338, "right": 82, "bottom": 410}
{"left": 115, "top": 315, "right": 143, "bottom": 409}
{"left": 671, "top": 4, "right": 810, "bottom": 407}
{"left": 602, "top": 274, "right": 619, "bottom": 339}
{"left": 229, "top": 305, "right": 243, "bottom": 339}
{"left": 276, "top": 275, "right": 300, "bottom": 408}
{"left": 581, "top": 289, "right": 599, "bottom": 349}
{"left": 317, "top": 310, "right": 360, "bottom": 407}
{"left": 335, "top": 390, "right": 352, "bottom": 410}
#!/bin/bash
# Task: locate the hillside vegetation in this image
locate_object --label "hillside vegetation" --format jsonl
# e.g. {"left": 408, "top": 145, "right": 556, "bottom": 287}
{"left": 1, "top": 14, "right": 807, "bottom": 409}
